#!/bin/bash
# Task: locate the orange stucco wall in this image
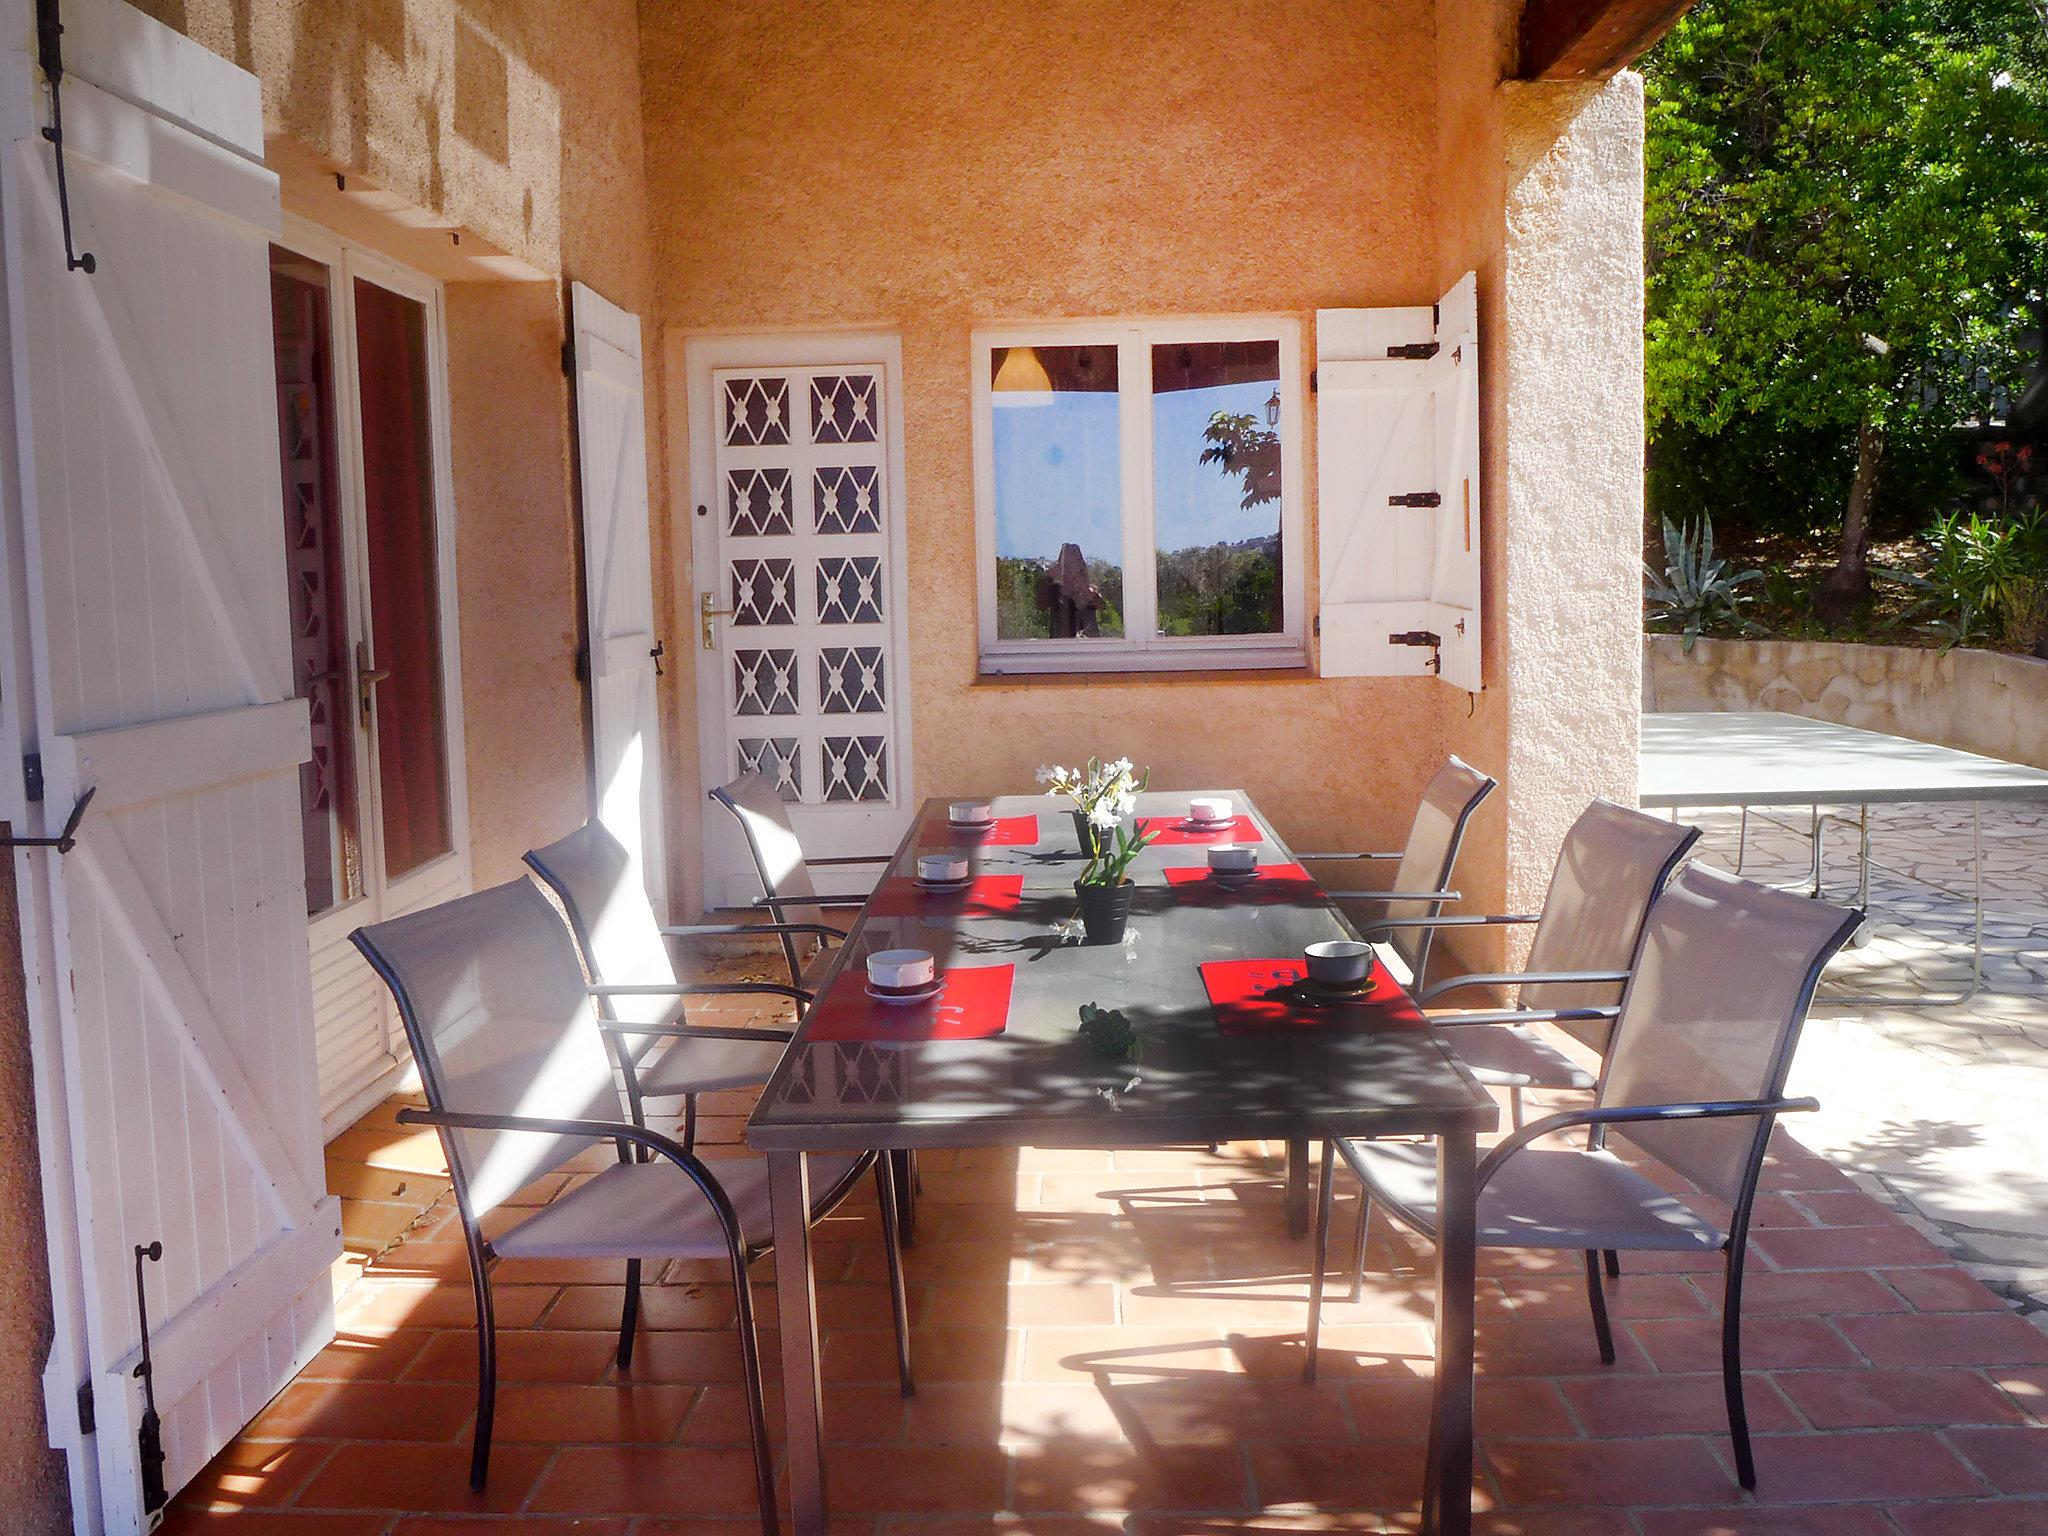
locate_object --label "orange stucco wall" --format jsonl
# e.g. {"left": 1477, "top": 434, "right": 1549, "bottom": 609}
{"left": 641, "top": 0, "right": 1468, "bottom": 885}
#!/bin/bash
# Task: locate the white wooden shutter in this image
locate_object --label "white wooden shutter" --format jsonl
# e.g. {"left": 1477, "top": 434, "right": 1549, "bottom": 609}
{"left": 0, "top": 6, "right": 339, "bottom": 1529}
{"left": 570, "top": 282, "right": 668, "bottom": 914}
{"left": 1316, "top": 272, "right": 1483, "bottom": 691}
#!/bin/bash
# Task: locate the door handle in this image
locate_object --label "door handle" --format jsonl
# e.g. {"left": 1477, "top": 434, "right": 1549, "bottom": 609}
{"left": 355, "top": 639, "right": 392, "bottom": 726}
{"left": 699, "top": 592, "right": 734, "bottom": 651}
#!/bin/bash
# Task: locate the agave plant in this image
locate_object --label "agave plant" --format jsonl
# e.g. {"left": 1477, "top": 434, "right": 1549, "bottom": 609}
{"left": 1644, "top": 516, "right": 1764, "bottom": 652}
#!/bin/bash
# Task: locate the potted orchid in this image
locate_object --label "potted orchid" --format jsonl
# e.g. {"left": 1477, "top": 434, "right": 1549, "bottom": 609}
{"left": 1038, "top": 757, "right": 1157, "bottom": 943}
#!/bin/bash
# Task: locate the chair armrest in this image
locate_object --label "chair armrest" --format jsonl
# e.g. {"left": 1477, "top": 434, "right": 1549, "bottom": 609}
{"left": 713, "top": 899, "right": 861, "bottom": 919}
{"left": 1417, "top": 968, "right": 1630, "bottom": 1006}
{"left": 1430, "top": 1004, "right": 1620, "bottom": 1028}
{"left": 1294, "top": 850, "right": 1403, "bottom": 862}
{"left": 804, "top": 854, "right": 892, "bottom": 867}
{"left": 1326, "top": 888, "right": 1462, "bottom": 905}
{"left": 591, "top": 981, "right": 811, "bottom": 1003}
{"left": 595, "top": 1019, "right": 795, "bottom": 1044}
{"left": 1476, "top": 1097, "right": 1820, "bottom": 1191}
{"left": 394, "top": 1105, "right": 744, "bottom": 1245}
{"left": 662, "top": 922, "right": 846, "bottom": 942}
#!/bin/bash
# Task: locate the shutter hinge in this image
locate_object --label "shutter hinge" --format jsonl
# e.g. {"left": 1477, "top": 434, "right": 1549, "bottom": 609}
{"left": 561, "top": 338, "right": 574, "bottom": 377}
{"left": 23, "top": 754, "right": 43, "bottom": 804}
{"left": 1386, "top": 342, "right": 1438, "bottom": 361}
{"left": 1308, "top": 368, "right": 1317, "bottom": 395}
{"left": 76, "top": 1380, "right": 93, "bottom": 1436}
{"left": 1312, "top": 613, "right": 1321, "bottom": 638}
{"left": 1388, "top": 492, "right": 1442, "bottom": 508}
{"left": 1389, "top": 630, "right": 1444, "bottom": 676}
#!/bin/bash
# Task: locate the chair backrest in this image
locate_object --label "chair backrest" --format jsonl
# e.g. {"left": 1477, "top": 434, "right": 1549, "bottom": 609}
{"left": 525, "top": 819, "right": 677, "bottom": 1031}
{"left": 1600, "top": 863, "right": 1860, "bottom": 1210}
{"left": 351, "top": 878, "right": 622, "bottom": 1218}
{"left": 1384, "top": 756, "right": 1497, "bottom": 979}
{"left": 1519, "top": 799, "right": 1701, "bottom": 1050}
{"left": 710, "top": 770, "right": 820, "bottom": 984}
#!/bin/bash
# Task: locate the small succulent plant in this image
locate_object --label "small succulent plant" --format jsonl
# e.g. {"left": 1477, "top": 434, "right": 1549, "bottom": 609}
{"left": 1077, "top": 1002, "right": 1143, "bottom": 1063}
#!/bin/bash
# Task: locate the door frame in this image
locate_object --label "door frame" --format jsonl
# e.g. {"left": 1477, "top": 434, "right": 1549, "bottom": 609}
{"left": 277, "top": 214, "right": 472, "bottom": 1132}
{"left": 683, "top": 330, "right": 913, "bottom": 912}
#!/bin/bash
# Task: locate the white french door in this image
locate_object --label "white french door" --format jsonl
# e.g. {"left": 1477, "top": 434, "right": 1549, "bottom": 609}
{"left": 686, "top": 335, "right": 915, "bottom": 908}
{"left": 268, "top": 223, "right": 469, "bottom": 1132}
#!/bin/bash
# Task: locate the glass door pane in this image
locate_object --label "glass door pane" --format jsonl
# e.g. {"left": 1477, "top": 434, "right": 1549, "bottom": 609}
{"left": 269, "top": 247, "right": 362, "bottom": 916}
{"left": 353, "top": 277, "right": 453, "bottom": 879}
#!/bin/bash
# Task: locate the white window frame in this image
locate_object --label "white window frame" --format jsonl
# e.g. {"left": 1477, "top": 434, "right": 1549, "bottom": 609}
{"left": 972, "top": 315, "right": 1306, "bottom": 674}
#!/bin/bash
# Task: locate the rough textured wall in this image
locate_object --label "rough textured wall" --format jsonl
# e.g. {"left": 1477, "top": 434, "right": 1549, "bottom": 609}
{"left": 640, "top": 0, "right": 1455, "bottom": 870}
{"left": 0, "top": 858, "right": 70, "bottom": 1533}
{"left": 130, "top": 0, "right": 685, "bottom": 897}
{"left": 1483, "top": 75, "right": 1646, "bottom": 935}
{"left": 1647, "top": 636, "right": 2048, "bottom": 769}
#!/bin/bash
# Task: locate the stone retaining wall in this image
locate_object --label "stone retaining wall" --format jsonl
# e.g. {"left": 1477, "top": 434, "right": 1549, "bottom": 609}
{"left": 1643, "top": 635, "right": 2048, "bottom": 770}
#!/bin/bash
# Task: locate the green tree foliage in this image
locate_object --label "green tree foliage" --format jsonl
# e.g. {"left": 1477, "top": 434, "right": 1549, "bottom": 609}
{"left": 1644, "top": 0, "right": 2048, "bottom": 614}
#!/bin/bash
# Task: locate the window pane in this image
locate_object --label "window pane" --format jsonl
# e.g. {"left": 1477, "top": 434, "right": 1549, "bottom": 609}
{"left": 354, "top": 278, "right": 453, "bottom": 878}
{"left": 270, "top": 248, "right": 361, "bottom": 916}
{"left": 1151, "top": 339, "right": 1284, "bottom": 637}
{"left": 989, "top": 344, "right": 1124, "bottom": 640}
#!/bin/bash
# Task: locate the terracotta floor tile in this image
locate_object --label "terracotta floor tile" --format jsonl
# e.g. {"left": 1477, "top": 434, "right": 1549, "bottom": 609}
{"left": 243, "top": 1378, "right": 476, "bottom": 1442}
{"left": 403, "top": 1328, "right": 621, "bottom": 1383}
{"left": 1886, "top": 1498, "right": 2048, "bottom": 1535}
{"left": 1635, "top": 1507, "right": 1900, "bottom": 1536}
{"left": 293, "top": 1442, "right": 549, "bottom": 1512}
{"left": 926, "top": 1281, "right": 1118, "bottom": 1327}
{"left": 1629, "top": 1315, "right": 1862, "bottom": 1374}
{"left": 295, "top": 1328, "right": 433, "bottom": 1382}
{"left": 1993, "top": 1367, "right": 2048, "bottom": 1424}
{"left": 1556, "top": 1372, "right": 1800, "bottom": 1437}
{"left": 826, "top": 1325, "right": 1012, "bottom": 1383}
{"left": 1484, "top": 1272, "right": 1708, "bottom": 1322}
{"left": 388, "top": 1521, "right": 632, "bottom": 1536}
{"left": 526, "top": 1445, "right": 763, "bottom": 1516}
{"left": 1096, "top": 1375, "right": 1354, "bottom": 1446}
{"left": 1733, "top": 1269, "right": 1907, "bottom": 1316}
{"left": 1883, "top": 1267, "right": 2010, "bottom": 1313}
{"left": 1951, "top": 1426, "right": 2048, "bottom": 1494}
{"left": 1775, "top": 1366, "right": 2030, "bottom": 1429}
{"left": 1020, "top": 1326, "right": 1251, "bottom": 1383}
{"left": 541, "top": 1283, "right": 740, "bottom": 1332}
{"left": 337, "top": 1279, "right": 556, "bottom": 1333}
{"left": 1837, "top": 1313, "right": 2048, "bottom": 1369}
{"left": 1248, "top": 1437, "right": 1441, "bottom": 1509}
{"left": 1484, "top": 1436, "right": 1736, "bottom": 1506}
{"left": 172, "top": 1439, "right": 336, "bottom": 1510}
{"left": 361, "top": 1240, "right": 473, "bottom": 1281}
{"left": 1745, "top": 1428, "right": 1988, "bottom": 1504}
{"left": 160, "top": 1511, "right": 388, "bottom": 1535}
{"left": 819, "top": 1442, "right": 1007, "bottom": 1513}
{"left": 1472, "top": 1317, "right": 1653, "bottom": 1377}
{"left": 1011, "top": 1439, "right": 1254, "bottom": 1513}
{"left": 1749, "top": 1224, "right": 1950, "bottom": 1271}
{"left": 490, "top": 1381, "right": 699, "bottom": 1443}
{"left": 609, "top": 1326, "right": 765, "bottom": 1385}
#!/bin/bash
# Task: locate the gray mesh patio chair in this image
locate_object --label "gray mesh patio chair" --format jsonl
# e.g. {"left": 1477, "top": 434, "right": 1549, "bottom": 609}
{"left": 1297, "top": 755, "right": 1497, "bottom": 988}
{"left": 352, "top": 878, "right": 913, "bottom": 1529}
{"left": 1303, "top": 863, "right": 1861, "bottom": 1491}
{"left": 710, "top": 769, "right": 891, "bottom": 994}
{"left": 525, "top": 818, "right": 839, "bottom": 1149}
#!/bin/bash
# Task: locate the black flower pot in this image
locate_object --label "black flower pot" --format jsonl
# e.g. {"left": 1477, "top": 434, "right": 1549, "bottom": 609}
{"left": 1074, "top": 879, "right": 1134, "bottom": 945}
{"left": 1072, "top": 809, "right": 1097, "bottom": 858}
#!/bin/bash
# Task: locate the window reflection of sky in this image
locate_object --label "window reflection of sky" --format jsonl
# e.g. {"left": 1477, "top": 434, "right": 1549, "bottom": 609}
{"left": 993, "top": 381, "right": 1280, "bottom": 562}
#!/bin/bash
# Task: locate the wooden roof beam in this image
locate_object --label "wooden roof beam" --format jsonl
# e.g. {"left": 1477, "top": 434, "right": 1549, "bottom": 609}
{"left": 1517, "top": 0, "right": 1697, "bottom": 79}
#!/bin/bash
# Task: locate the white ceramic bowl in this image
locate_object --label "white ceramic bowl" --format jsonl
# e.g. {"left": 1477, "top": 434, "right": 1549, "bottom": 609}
{"left": 1303, "top": 940, "right": 1372, "bottom": 989}
{"left": 918, "top": 852, "right": 970, "bottom": 883}
{"left": 949, "top": 799, "right": 994, "bottom": 825}
{"left": 1188, "top": 796, "right": 1232, "bottom": 825}
{"left": 1207, "top": 844, "right": 1257, "bottom": 874}
{"left": 867, "top": 948, "right": 936, "bottom": 989}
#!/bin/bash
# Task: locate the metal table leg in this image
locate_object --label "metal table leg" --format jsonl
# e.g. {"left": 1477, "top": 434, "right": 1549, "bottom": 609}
{"left": 1286, "top": 1137, "right": 1310, "bottom": 1238}
{"left": 1423, "top": 1131, "right": 1477, "bottom": 1536}
{"left": 769, "top": 1150, "right": 828, "bottom": 1536}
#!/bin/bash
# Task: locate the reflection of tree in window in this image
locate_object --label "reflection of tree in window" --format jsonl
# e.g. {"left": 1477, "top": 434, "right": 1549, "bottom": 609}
{"left": 1154, "top": 340, "right": 1284, "bottom": 638}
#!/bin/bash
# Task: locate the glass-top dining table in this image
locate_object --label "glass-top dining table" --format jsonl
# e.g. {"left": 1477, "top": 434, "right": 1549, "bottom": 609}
{"left": 746, "top": 790, "right": 1499, "bottom": 1536}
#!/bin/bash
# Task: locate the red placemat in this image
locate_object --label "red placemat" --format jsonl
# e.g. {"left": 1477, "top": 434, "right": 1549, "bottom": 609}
{"left": 1163, "top": 863, "right": 1320, "bottom": 905}
{"left": 1139, "top": 814, "right": 1262, "bottom": 846}
{"left": 921, "top": 814, "right": 1040, "bottom": 847}
{"left": 1199, "top": 957, "right": 1427, "bottom": 1036}
{"left": 866, "top": 874, "right": 1026, "bottom": 918}
{"left": 805, "top": 963, "right": 1015, "bottom": 1043}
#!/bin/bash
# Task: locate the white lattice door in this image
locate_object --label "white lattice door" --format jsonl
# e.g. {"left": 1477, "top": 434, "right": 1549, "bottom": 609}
{"left": 0, "top": 4, "right": 338, "bottom": 1530}
{"left": 692, "top": 340, "right": 914, "bottom": 906}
